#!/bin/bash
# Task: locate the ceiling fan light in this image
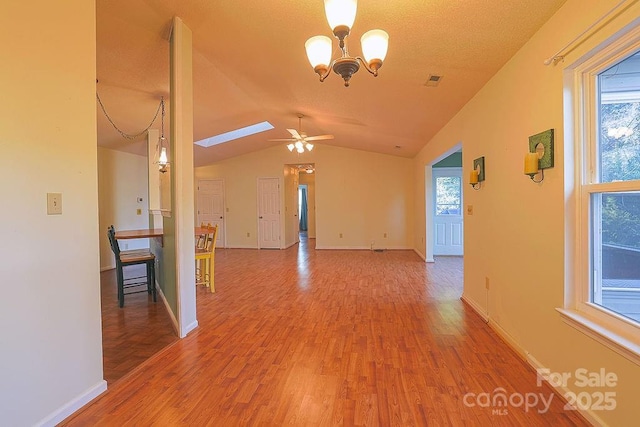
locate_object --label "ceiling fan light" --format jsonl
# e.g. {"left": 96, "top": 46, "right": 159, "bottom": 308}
{"left": 305, "top": 143, "right": 314, "bottom": 151}
{"left": 361, "top": 29, "right": 389, "bottom": 67}
{"left": 324, "top": 0, "right": 357, "bottom": 33}
{"left": 305, "top": 36, "right": 332, "bottom": 69}
{"left": 287, "top": 143, "right": 295, "bottom": 151}
{"left": 296, "top": 146, "right": 305, "bottom": 154}
{"left": 295, "top": 141, "right": 304, "bottom": 150}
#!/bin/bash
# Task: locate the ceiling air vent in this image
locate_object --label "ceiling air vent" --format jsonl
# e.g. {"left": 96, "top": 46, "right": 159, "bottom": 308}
{"left": 424, "top": 74, "right": 443, "bottom": 87}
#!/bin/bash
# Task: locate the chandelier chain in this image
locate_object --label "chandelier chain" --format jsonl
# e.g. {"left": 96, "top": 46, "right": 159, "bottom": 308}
{"left": 96, "top": 92, "right": 163, "bottom": 140}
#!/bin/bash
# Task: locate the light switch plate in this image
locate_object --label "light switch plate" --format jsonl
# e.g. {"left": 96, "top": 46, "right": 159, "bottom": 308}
{"left": 47, "top": 193, "right": 62, "bottom": 215}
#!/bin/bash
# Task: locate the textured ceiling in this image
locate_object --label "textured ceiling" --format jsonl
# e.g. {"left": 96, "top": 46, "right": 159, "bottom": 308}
{"left": 96, "top": 0, "right": 567, "bottom": 167}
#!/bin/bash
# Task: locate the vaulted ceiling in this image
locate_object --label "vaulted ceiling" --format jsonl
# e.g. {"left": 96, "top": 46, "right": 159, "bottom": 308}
{"left": 96, "top": 0, "right": 567, "bottom": 167}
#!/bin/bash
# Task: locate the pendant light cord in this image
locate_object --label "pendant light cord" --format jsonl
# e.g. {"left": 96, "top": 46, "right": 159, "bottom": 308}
{"left": 96, "top": 91, "right": 163, "bottom": 140}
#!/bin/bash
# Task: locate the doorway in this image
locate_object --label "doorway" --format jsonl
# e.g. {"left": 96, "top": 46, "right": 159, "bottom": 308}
{"left": 433, "top": 167, "right": 463, "bottom": 255}
{"left": 298, "top": 166, "right": 316, "bottom": 245}
{"left": 257, "top": 177, "right": 281, "bottom": 249}
{"left": 425, "top": 147, "right": 464, "bottom": 261}
{"left": 196, "top": 179, "right": 225, "bottom": 248}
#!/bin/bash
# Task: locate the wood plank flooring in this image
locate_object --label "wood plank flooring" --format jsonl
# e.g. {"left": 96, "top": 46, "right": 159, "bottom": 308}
{"left": 67, "top": 237, "right": 588, "bottom": 426}
{"left": 100, "top": 266, "right": 178, "bottom": 384}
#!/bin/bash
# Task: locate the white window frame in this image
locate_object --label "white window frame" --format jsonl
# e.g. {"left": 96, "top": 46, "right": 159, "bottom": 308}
{"left": 559, "top": 24, "right": 640, "bottom": 366}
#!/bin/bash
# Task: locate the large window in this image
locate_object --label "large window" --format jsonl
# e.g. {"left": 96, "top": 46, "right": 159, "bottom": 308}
{"left": 564, "top": 28, "right": 640, "bottom": 363}
{"left": 593, "top": 54, "right": 640, "bottom": 322}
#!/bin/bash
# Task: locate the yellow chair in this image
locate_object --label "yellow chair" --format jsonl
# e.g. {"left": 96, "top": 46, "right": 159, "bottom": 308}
{"left": 195, "top": 224, "right": 218, "bottom": 292}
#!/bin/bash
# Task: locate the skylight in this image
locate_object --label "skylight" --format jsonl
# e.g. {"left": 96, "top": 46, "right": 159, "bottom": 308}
{"left": 194, "top": 121, "right": 274, "bottom": 147}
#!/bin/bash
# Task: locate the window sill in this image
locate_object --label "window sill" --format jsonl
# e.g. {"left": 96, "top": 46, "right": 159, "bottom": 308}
{"left": 556, "top": 308, "right": 640, "bottom": 366}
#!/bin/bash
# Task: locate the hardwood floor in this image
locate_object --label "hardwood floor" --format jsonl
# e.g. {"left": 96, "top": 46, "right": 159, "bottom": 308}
{"left": 67, "top": 237, "right": 588, "bottom": 426}
{"left": 100, "top": 266, "right": 178, "bottom": 384}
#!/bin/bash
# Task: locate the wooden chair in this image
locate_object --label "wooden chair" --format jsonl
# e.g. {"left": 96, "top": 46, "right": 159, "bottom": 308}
{"left": 108, "top": 226, "right": 157, "bottom": 307}
{"left": 195, "top": 224, "right": 218, "bottom": 292}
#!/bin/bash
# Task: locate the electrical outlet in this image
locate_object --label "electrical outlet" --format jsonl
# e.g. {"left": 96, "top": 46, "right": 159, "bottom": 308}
{"left": 47, "top": 193, "right": 62, "bottom": 215}
{"left": 485, "top": 277, "right": 490, "bottom": 290}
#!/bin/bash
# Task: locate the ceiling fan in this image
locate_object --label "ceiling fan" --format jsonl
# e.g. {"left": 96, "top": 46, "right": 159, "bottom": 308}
{"left": 269, "top": 114, "right": 334, "bottom": 153}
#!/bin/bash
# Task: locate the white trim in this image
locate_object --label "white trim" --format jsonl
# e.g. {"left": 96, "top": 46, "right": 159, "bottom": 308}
{"left": 564, "top": 18, "right": 640, "bottom": 362}
{"left": 462, "top": 298, "right": 608, "bottom": 426}
{"left": 156, "top": 283, "right": 180, "bottom": 336}
{"left": 36, "top": 380, "right": 107, "bottom": 427}
{"left": 100, "top": 264, "right": 114, "bottom": 272}
{"left": 413, "top": 248, "right": 427, "bottom": 262}
{"left": 526, "top": 353, "right": 609, "bottom": 427}
{"left": 182, "top": 320, "right": 198, "bottom": 336}
{"left": 226, "top": 245, "right": 258, "bottom": 249}
{"left": 557, "top": 308, "right": 640, "bottom": 366}
{"left": 315, "top": 245, "right": 413, "bottom": 250}
{"left": 460, "top": 294, "right": 488, "bottom": 321}
{"left": 283, "top": 241, "right": 297, "bottom": 249}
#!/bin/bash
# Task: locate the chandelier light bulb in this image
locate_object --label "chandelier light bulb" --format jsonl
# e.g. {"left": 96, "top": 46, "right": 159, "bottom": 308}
{"left": 305, "top": 35, "right": 332, "bottom": 70}
{"left": 361, "top": 29, "right": 389, "bottom": 71}
{"left": 159, "top": 147, "right": 168, "bottom": 165}
{"left": 324, "top": 0, "right": 357, "bottom": 33}
{"left": 305, "top": 143, "right": 314, "bottom": 151}
{"left": 287, "top": 143, "right": 295, "bottom": 152}
{"left": 296, "top": 146, "right": 305, "bottom": 154}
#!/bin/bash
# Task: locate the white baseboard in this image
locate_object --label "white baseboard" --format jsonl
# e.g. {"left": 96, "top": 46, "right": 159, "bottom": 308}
{"left": 100, "top": 264, "right": 114, "bottom": 272}
{"left": 156, "top": 284, "right": 179, "bottom": 336}
{"left": 315, "top": 245, "right": 413, "bottom": 250}
{"left": 226, "top": 245, "right": 258, "bottom": 249}
{"left": 413, "top": 249, "right": 427, "bottom": 261}
{"left": 181, "top": 320, "right": 198, "bottom": 338}
{"left": 460, "top": 293, "right": 488, "bottom": 322}
{"left": 37, "top": 380, "right": 107, "bottom": 426}
{"left": 461, "top": 294, "right": 605, "bottom": 426}
{"left": 526, "top": 354, "right": 608, "bottom": 427}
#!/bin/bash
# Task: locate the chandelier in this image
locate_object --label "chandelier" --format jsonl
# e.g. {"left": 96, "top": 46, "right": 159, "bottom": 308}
{"left": 305, "top": 0, "right": 389, "bottom": 87}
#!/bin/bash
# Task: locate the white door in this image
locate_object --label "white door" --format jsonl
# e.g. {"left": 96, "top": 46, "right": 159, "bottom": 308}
{"left": 257, "top": 178, "right": 281, "bottom": 249}
{"left": 433, "top": 168, "right": 463, "bottom": 255}
{"left": 197, "top": 179, "right": 225, "bottom": 248}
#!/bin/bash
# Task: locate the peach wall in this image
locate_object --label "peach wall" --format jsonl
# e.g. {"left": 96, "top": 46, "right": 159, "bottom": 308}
{"left": 98, "top": 147, "right": 150, "bottom": 270}
{"left": 413, "top": 0, "right": 640, "bottom": 424}
{"left": 0, "top": 1, "right": 104, "bottom": 424}
{"left": 196, "top": 144, "right": 414, "bottom": 250}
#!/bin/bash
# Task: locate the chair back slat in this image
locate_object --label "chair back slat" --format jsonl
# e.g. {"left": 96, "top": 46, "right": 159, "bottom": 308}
{"left": 107, "top": 225, "right": 121, "bottom": 257}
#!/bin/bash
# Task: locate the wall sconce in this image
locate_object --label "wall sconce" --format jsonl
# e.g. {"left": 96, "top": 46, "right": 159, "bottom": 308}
{"left": 470, "top": 156, "right": 485, "bottom": 190}
{"left": 524, "top": 129, "right": 554, "bottom": 183}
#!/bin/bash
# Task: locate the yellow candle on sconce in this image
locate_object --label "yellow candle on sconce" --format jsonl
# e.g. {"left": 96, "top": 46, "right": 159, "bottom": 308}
{"left": 470, "top": 169, "right": 479, "bottom": 184}
{"left": 524, "top": 152, "right": 539, "bottom": 175}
